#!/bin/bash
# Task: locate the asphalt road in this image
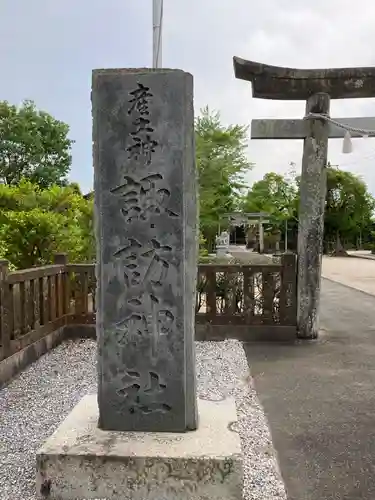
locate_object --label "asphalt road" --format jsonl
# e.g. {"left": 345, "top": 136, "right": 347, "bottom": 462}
{"left": 244, "top": 278, "right": 375, "bottom": 500}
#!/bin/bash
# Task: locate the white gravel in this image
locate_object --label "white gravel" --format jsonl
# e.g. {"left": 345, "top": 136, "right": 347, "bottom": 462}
{"left": 197, "top": 340, "right": 286, "bottom": 500}
{"left": 0, "top": 338, "right": 286, "bottom": 500}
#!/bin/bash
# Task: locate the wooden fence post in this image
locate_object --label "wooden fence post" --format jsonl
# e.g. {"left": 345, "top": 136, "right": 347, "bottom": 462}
{"left": 0, "top": 260, "right": 11, "bottom": 358}
{"left": 280, "top": 253, "right": 297, "bottom": 326}
{"left": 73, "top": 268, "right": 89, "bottom": 317}
{"left": 206, "top": 267, "right": 217, "bottom": 320}
{"left": 53, "top": 253, "right": 70, "bottom": 316}
{"left": 53, "top": 253, "right": 68, "bottom": 266}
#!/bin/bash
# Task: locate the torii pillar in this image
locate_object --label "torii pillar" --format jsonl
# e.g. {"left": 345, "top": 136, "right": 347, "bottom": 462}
{"left": 233, "top": 57, "right": 375, "bottom": 339}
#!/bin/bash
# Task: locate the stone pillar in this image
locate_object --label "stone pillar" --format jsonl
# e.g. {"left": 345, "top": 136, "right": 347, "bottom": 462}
{"left": 297, "top": 93, "right": 329, "bottom": 339}
{"left": 92, "top": 69, "right": 198, "bottom": 432}
{"left": 258, "top": 221, "right": 264, "bottom": 253}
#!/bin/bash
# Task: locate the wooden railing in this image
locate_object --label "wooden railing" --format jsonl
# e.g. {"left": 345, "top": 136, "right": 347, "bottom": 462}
{"left": 0, "top": 253, "right": 297, "bottom": 362}
{"left": 68, "top": 263, "right": 96, "bottom": 325}
{"left": 195, "top": 253, "right": 296, "bottom": 339}
{"left": 196, "top": 254, "right": 296, "bottom": 325}
{"left": 0, "top": 254, "right": 96, "bottom": 362}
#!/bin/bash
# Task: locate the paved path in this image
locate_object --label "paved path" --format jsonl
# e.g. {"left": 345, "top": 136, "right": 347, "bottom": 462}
{"left": 244, "top": 279, "right": 375, "bottom": 500}
{"left": 322, "top": 255, "right": 375, "bottom": 295}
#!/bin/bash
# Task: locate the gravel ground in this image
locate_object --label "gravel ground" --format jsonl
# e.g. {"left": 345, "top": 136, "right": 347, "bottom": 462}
{"left": 0, "top": 339, "right": 286, "bottom": 500}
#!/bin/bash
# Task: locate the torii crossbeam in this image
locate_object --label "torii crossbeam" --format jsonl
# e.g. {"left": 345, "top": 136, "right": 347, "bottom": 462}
{"left": 233, "top": 57, "right": 375, "bottom": 100}
{"left": 233, "top": 57, "right": 375, "bottom": 339}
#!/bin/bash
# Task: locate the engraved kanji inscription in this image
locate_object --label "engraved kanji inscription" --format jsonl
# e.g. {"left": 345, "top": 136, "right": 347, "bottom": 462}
{"left": 117, "top": 291, "right": 175, "bottom": 357}
{"left": 132, "top": 116, "right": 153, "bottom": 134}
{"left": 127, "top": 82, "right": 158, "bottom": 164}
{"left": 110, "top": 173, "right": 179, "bottom": 223}
{"left": 115, "top": 312, "right": 147, "bottom": 344}
{"left": 113, "top": 237, "right": 143, "bottom": 286}
{"left": 117, "top": 370, "right": 171, "bottom": 414}
{"left": 95, "top": 69, "right": 198, "bottom": 432}
{"left": 113, "top": 237, "right": 173, "bottom": 288}
{"left": 127, "top": 135, "right": 158, "bottom": 165}
{"left": 142, "top": 238, "right": 172, "bottom": 287}
{"left": 128, "top": 83, "right": 152, "bottom": 115}
{"left": 111, "top": 235, "right": 176, "bottom": 353}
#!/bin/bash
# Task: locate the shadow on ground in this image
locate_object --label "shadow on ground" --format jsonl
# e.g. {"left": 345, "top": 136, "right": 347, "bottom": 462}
{"left": 244, "top": 278, "right": 375, "bottom": 500}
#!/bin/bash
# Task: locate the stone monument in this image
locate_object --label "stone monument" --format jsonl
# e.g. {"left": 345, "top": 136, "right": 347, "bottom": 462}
{"left": 36, "top": 68, "right": 242, "bottom": 500}
{"left": 94, "top": 68, "right": 198, "bottom": 433}
{"left": 221, "top": 231, "right": 230, "bottom": 247}
{"left": 216, "top": 231, "right": 230, "bottom": 257}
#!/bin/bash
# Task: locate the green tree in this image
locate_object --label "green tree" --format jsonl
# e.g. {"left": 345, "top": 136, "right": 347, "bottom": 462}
{"left": 324, "top": 165, "right": 375, "bottom": 254}
{"left": 196, "top": 107, "right": 252, "bottom": 250}
{"left": 243, "top": 165, "right": 375, "bottom": 254}
{"left": 242, "top": 172, "right": 297, "bottom": 226}
{"left": 241, "top": 172, "right": 298, "bottom": 250}
{"left": 0, "top": 181, "right": 94, "bottom": 269}
{"left": 0, "top": 100, "right": 73, "bottom": 188}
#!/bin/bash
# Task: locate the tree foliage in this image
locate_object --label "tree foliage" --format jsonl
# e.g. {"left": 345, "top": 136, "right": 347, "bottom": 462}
{"left": 243, "top": 165, "right": 375, "bottom": 253}
{"left": 324, "top": 166, "right": 375, "bottom": 252}
{"left": 2, "top": 96, "right": 374, "bottom": 270}
{"left": 196, "top": 107, "right": 253, "bottom": 249}
{"left": 0, "top": 181, "right": 94, "bottom": 269}
{"left": 0, "top": 100, "right": 73, "bottom": 188}
{"left": 242, "top": 172, "right": 297, "bottom": 225}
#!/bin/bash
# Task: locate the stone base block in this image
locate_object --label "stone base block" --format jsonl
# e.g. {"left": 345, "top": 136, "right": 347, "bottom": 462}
{"left": 216, "top": 245, "right": 229, "bottom": 257}
{"left": 36, "top": 395, "right": 243, "bottom": 500}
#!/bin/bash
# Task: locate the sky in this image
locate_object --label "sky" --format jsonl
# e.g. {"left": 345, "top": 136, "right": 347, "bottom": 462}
{"left": 2, "top": 0, "right": 375, "bottom": 194}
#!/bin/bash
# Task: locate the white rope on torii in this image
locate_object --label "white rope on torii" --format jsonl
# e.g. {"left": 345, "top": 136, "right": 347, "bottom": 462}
{"left": 305, "top": 112, "right": 375, "bottom": 153}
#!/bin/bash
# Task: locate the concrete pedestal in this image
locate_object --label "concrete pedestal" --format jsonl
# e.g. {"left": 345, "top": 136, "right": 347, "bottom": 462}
{"left": 36, "top": 395, "right": 243, "bottom": 500}
{"left": 216, "top": 245, "right": 230, "bottom": 257}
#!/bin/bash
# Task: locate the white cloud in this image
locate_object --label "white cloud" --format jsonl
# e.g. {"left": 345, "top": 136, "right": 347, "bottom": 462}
{"left": 163, "top": 0, "right": 375, "bottom": 191}
{"left": 1, "top": 0, "right": 375, "bottom": 193}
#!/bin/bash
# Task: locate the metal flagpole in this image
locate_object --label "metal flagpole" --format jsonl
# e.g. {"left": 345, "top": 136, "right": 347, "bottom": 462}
{"left": 152, "top": 0, "right": 163, "bottom": 68}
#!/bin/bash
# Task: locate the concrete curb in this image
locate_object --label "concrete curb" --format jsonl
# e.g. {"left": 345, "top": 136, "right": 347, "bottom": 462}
{"left": 347, "top": 253, "right": 375, "bottom": 261}
{"left": 322, "top": 276, "right": 375, "bottom": 300}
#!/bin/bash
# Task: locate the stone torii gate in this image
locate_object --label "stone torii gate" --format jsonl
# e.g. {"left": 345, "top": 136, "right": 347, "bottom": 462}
{"left": 233, "top": 57, "right": 375, "bottom": 339}
{"left": 224, "top": 212, "right": 270, "bottom": 252}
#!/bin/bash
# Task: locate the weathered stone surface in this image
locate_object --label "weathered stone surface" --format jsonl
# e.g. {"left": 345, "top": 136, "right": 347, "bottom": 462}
{"left": 36, "top": 395, "right": 243, "bottom": 500}
{"left": 92, "top": 69, "right": 198, "bottom": 432}
{"left": 297, "top": 93, "right": 330, "bottom": 339}
{"left": 233, "top": 57, "right": 375, "bottom": 100}
{"left": 251, "top": 117, "right": 375, "bottom": 139}
{"left": 244, "top": 88, "right": 332, "bottom": 339}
